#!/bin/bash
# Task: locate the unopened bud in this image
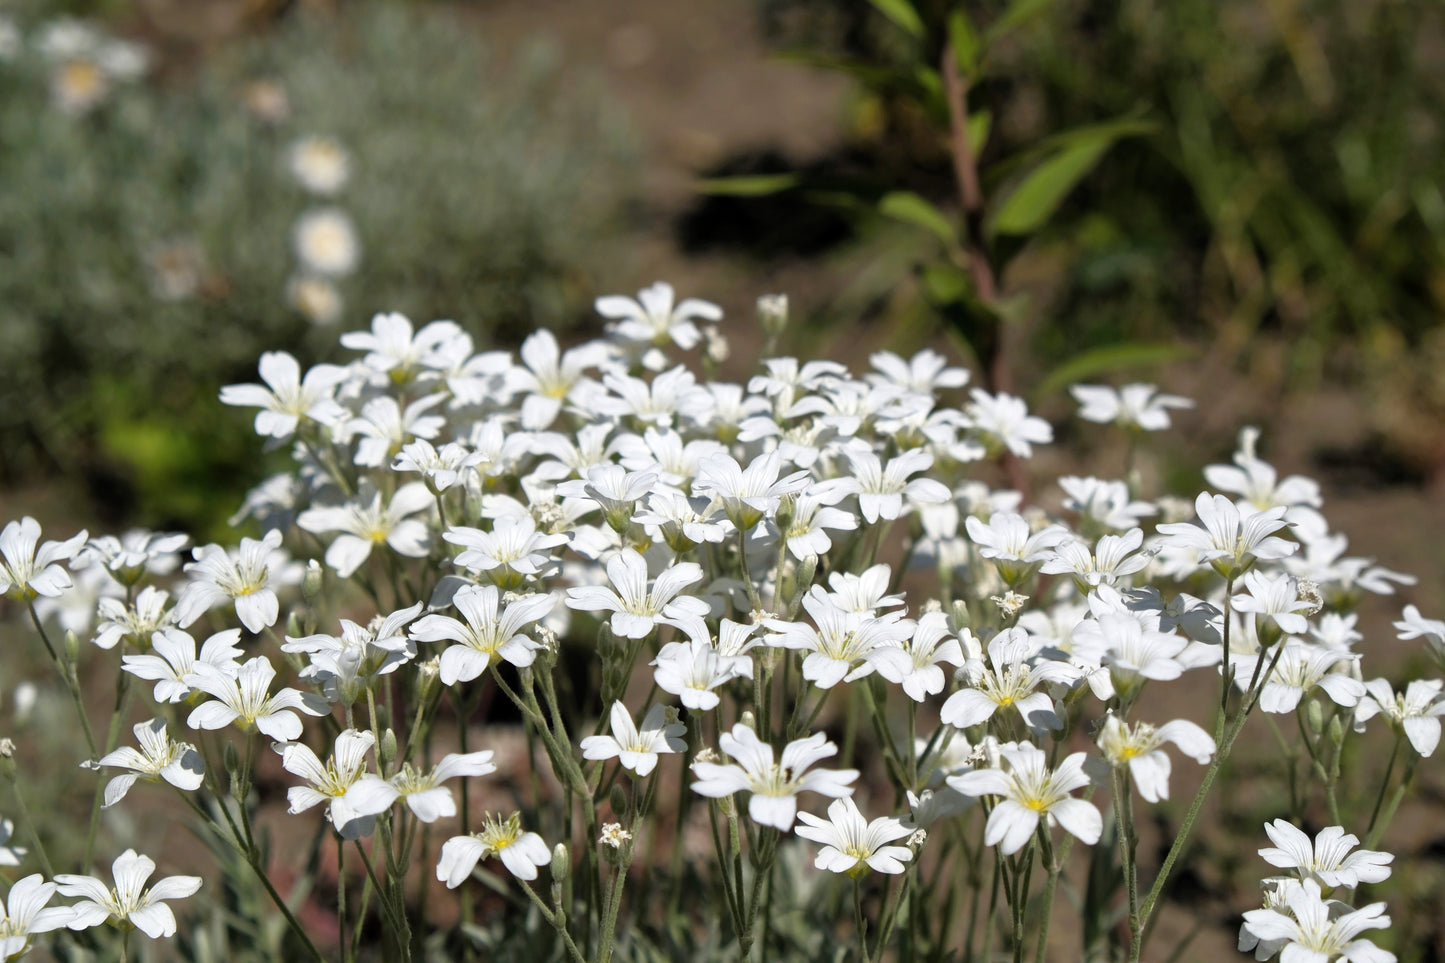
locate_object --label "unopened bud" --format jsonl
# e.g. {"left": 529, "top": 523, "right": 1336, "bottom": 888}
{"left": 64, "top": 631, "right": 81, "bottom": 664}
{"left": 1327, "top": 715, "right": 1345, "bottom": 745}
{"left": 303, "top": 559, "right": 324, "bottom": 602}
{"left": 608, "top": 784, "right": 628, "bottom": 815}
{"left": 1306, "top": 699, "right": 1324, "bottom": 734}
{"left": 551, "top": 844, "right": 570, "bottom": 880}
{"left": 223, "top": 741, "right": 240, "bottom": 778}
{"left": 380, "top": 728, "right": 397, "bottom": 767}
{"left": 739, "top": 710, "right": 756, "bottom": 732}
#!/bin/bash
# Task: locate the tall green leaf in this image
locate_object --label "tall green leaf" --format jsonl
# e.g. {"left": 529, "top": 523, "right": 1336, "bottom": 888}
{"left": 878, "top": 191, "right": 956, "bottom": 245}
{"left": 1033, "top": 343, "right": 1196, "bottom": 400}
{"left": 990, "top": 121, "right": 1153, "bottom": 236}
{"left": 694, "top": 173, "right": 801, "bottom": 197}
{"left": 868, "top": 0, "right": 925, "bottom": 38}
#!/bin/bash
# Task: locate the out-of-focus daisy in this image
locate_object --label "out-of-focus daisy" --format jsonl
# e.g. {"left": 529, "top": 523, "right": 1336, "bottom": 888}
{"left": 0, "top": 874, "right": 74, "bottom": 959}
{"left": 288, "top": 136, "right": 352, "bottom": 195}
{"left": 1355, "top": 679, "right": 1445, "bottom": 757}
{"left": 288, "top": 274, "right": 344, "bottom": 326}
{"left": 0, "top": 517, "right": 88, "bottom": 602}
{"left": 293, "top": 208, "right": 360, "bottom": 278}
{"left": 596, "top": 281, "right": 722, "bottom": 371}
{"left": 1070, "top": 383, "right": 1192, "bottom": 431}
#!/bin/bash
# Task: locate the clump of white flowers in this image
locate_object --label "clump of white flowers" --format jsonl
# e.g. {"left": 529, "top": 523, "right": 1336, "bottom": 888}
{"left": 0, "top": 280, "right": 1437, "bottom": 963}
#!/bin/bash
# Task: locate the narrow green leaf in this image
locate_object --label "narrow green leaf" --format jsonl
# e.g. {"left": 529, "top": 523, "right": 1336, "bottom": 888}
{"left": 987, "top": 0, "right": 1059, "bottom": 41}
{"left": 948, "top": 10, "right": 982, "bottom": 75}
{"left": 1033, "top": 343, "right": 1196, "bottom": 401}
{"left": 868, "top": 0, "right": 926, "bottom": 37}
{"left": 694, "top": 173, "right": 801, "bottom": 197}
{"left": 878, "top": 191, "right": 956, "bottom": 245}
{"left": 966, "top": 110, "right": 992, "bottom": 157}
{"left": 991, "top": 138, "right": 1112, "bottom": 235}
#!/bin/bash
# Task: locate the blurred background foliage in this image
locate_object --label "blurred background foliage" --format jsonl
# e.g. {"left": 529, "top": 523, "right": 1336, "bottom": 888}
{"left": 4, "top": 0, "right": 1445, "bottom": 535}
{"left": 0, "top": 0, "right": 632, "bottom": 538}
{"left": 712, "top": 0, "right": 1445, "bottom": 474}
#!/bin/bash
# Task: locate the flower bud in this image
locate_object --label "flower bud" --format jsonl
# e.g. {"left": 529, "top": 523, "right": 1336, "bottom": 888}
{"left": 551, "top": 844, "right": 570, "bottom": 880}
{"left": 303, "top": 559, "right": 324, "bottom": 603}
{"left": 380, "top": 728, "right": 398, "bottom": 767}
{"left": 1306, "top": 698, "right": 1324, "bottom": 734}
{"left": 739, "top": 710, "right": 756, "bottom": 732}
{"left": 608, "top": 784, "right": 628, "bottom": 816}
{"left": 64, "top": 631, "right": 81, "bottom": 665}
{"left": 757, "top": 293, "right": 789, "bottom": 338}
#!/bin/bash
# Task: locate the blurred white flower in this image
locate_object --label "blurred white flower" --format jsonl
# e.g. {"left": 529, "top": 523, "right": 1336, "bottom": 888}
{"left": 438, "top": 813, "right": 549, "bottom": 886}
{"left": 289, "top": 136, "right": 352, "bottom": 195}
{"left": 293, "top": 208, "right": 360, "bottom": 277}
{"left": 1070, "top": 383, "right": 1191, "bottom": 431}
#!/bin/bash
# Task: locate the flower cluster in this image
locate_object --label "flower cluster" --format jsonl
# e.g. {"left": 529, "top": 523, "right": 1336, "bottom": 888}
{"left": 0, "top": 281, "right": 1438, "bottom": 962}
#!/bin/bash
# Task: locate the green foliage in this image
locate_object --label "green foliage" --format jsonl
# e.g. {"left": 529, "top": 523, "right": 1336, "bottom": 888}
{"left": 0, "top": 3, "right": 633, "bottom": 529}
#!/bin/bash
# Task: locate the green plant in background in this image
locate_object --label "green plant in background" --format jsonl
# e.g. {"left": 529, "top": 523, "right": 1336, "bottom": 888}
{"left": 748, "top": 0, "right": 1445, "bottom": 473}
{"left": 0, "top": 2, "right": 633, "bottom": 537}
{"left": 718, "top": 0, "right": 1181, "bottom": 415}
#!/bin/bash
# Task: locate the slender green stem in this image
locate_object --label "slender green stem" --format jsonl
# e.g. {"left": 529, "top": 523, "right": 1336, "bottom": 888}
{"left": 1366, "top": 736, "right": 1401, "bottom": 837}
{"left": 517, "top": 879, "right": 588, "bottom": 963}
{"left": 1033, "top": 830, "right": 1060, "bottom": 963}
{"left": 338, "top": 833, "right": 350, "bottom": 963}
{"left": 28, "top": 604, "right": 98, "bottom": 755}
{"left": 1113, "top": 766, "right": 1140, "bottom": 949}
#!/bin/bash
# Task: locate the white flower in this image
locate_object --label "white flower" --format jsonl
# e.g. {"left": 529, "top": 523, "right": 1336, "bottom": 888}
{"left": 409, "top": 585, "right": 554, "bottom": 684}
{"left": 174, "top": 530, "right": 302, "bottom": 633}
{"left": 56, "top": 850, "right": 201, "bottom": 939}
{"left": 1096, "top": 715, "right": 1214, "bottom": 802}
{"left": 1155, "top": 492, "right": 1297, "bottom": 579}
{"left": 1355, "top": 679, "right": 1445, "bottom": 757}
{"left": 0, "top": 818, "right": 25, "bottom": 866}
{"left": 580, "top": 702, "right": 687, "bottom": 777}
{"left": 596, "top": 281, "right": 722, "bottom": 370}
{"left": 438, "top": 813, "right": 550, "bottom": 886}
{"left": 0, "top": 517, "right": 88, "bottom": 601}
{"left": 288, "top": 274, "right": 343, "bottom": 326}
{"left": 185, "top": 656, "right": 328, "bottom": 741}
{"left": 777, "top": 488, "right": 856, "bottom": 560}
{"left": 764, "top": 590, "right": 914, "bottom": 690}
{"left": 348, "top": 394, "right": 447, "bottom": 468}
{"left": 692, "top": 450, "right": 811, "bottom": 530}
{"left": 298, "top": 482, "right": 433, "bottom": 578}
{"left": 564, "top": 548, "right": 707, "bottom": 640}
{"left": 965, "top": 512, "right": 1069, "bottom": 586}
{"left": 1258, "top": 821, "right": 1393, "bottom": 890}
{"left": 948, "top": 743, "right": 1100, "bottom": 855}
{"left": 1040, "top": 528, "right": 1154, "bottom": 592}
{"left": 85, "top": 719, "right": 204, "bottom": 809}
{"left": 1240, "top": 879, "right": 1394, "bottom": 963}
{"left": 651, "top": 634, "right": 753, "bottom": 711}
{"left": 92, "top": 586, "right": 175, "bottom": 650}
{"left": 1233, "top": 571, "right": 1315, "bottom": 645}
{"left": 1070, "top": 383, "right": 1192, "bottom": 431}
{"left": 690, "top": 725, "right": 858, "bottom": 831}
{"left": 863, "top": 611, "right": 966, "bottom": 702}
{"left": 341, "top": 314, "right": 463, "bottom": 379}
{"left": 832, "top": 447, "right": 951, "bottom": 523}
{"left": 555, "top": 463, "right": 658, "bottom": 531}
{"left": 940, "top": 628, "right": 1075, "bottom": 732}
{"left": 1205, "top": 426, "right": 1322, "bottom": 515}
{"left": 293, "top": 207, "right": 360, "bottom": 277}
{"left": 795, "top": 797, "right": 913, "bottom": 877}
{"left": 964, "top": 389, "right": 1053, "bottom": 457}
{"left": 81, "top": 530, "right": 189, "bottom": 584}
{"left": 393, "top": 440, "right": 486, "bottom": 493}
{"left": 283, "top": 604, "right": 422, "bottom": 706}
{"left": 0, "top": 874, "right": 74, "bottom": 959}
{"left": 507, "top": 329, "right": 612, "bottom": 430}
{"left": 219, "top": 351, "right": 349, "bottom": 439}
{"left": 635, "top": 490, "right": 735, "bottom": 553}
{"left": 288, "top": 135, "right": 351, "bottom": 195}
{"left": 1069, "top": 612, "right": 1190, "bottom": 703}
{"left": 122, "top": 627, "right": 243, "bottom": 704}
{"left": 445, "top": 516, "right": 570, "bottom": 589}
{"left": 390, "top": 751, "right": 497, "bottom": 823}
{"left": 1234, "top": 643, "right": 1364, "bottom": 714}
{"left": 1059, "top": 476, "right": 1155, "bottom": 532}
{"left": 1393, "top": 605, "right": 1445, "bottom": 662}
{"left": 279, "top": 729, "right": 399, "bottom": 839}
{"left": 867, "top": 348, "right": 968, "bottom": 395}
